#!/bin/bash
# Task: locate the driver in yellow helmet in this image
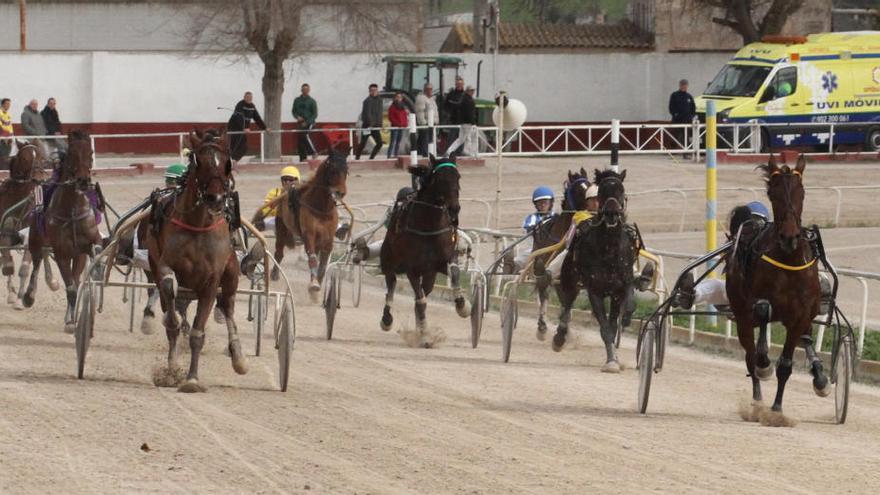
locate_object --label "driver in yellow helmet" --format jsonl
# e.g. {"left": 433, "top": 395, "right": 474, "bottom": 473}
{"left": 251, "top": 165, "right": 300, "bottom": 231}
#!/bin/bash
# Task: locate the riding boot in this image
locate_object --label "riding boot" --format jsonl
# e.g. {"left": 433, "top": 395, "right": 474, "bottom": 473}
{"left": 635, "top": 261, "right": 655, "bottom": 291}
{"left": 672, "top": 272, "right": 695, "bottom": 309}
{"left": 239, "top": 241, "right": 265, "bottom": 280}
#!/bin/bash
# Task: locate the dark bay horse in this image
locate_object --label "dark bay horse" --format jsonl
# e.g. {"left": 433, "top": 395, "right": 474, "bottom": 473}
{"left": 276, "top": 148, "right": 349, "bottom": 302}
{"left": 146, "top": 130, "right": 246, "bottom": 392}
{"left": 25, "top": 131, "right": 103, "bottom": 332}
{"left": 1, "top": 142, "right": 53, "bottom": 308}
{"left": 379, "top": 155, "right": 469, "bottom": 348}
{"left": 727, "top": 155, "right": 826, "bottom": 426}
{"left": 531, "top": 168, "right": 592, "bottom": 340}
{"left": 553, "top": 169, "right": 637, "bottom": 373}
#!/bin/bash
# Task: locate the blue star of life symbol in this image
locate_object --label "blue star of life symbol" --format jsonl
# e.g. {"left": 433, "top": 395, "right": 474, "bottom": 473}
{"left": 822, "top": 72, "right": 838, "bottom": 93}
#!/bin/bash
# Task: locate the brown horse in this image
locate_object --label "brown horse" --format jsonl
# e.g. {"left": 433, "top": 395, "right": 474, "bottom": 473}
{"left": 25, "top": 131, "right": 103, "bottom": 332}
{"left": 276, "top": 148, "right": 349, "bottom": 302}
{"left": 1, "top": 142, "right": 51, "bottom": 308}
{"left": 146, "top": 130, "right": 246, "bottom": 392}
{"left": 379, "top": 155, "right": 469, "bottom": 347}
{"left": 727, "top": 154, "right": 827, "bottom": 426}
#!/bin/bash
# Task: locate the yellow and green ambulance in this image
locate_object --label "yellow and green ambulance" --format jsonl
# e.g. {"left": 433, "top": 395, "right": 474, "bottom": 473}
{"left": 696, "top": 32, "right": 880, "bottom": 151}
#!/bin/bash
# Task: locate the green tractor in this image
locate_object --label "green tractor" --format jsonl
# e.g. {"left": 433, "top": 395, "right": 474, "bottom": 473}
{"left": 382, "top": 55, "right": 495, "bottom": 127}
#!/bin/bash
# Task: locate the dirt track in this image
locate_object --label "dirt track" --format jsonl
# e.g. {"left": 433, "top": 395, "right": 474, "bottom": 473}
{"left": 2, "top": 272, "right": 880, "bottom": 494}
{"left": 2, "top": 156, "right": 880, "bottom": 493}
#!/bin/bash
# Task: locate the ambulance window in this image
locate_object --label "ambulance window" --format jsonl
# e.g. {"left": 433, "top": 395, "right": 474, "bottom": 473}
{"left": 761, "top": 67, "right": 798, "bottom": 102}
{"left": 705, "top": 65, "right": 772, "bottom": 97}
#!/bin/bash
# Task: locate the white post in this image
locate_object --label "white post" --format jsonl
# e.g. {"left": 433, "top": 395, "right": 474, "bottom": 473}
{"left": 610, "top": 119, "right": 620, "bottom": 172}
{"left": 408, "top": 113, "right": 418, "bottom": 168}
{"left": 259, "top": 131, "right": 265, "bottom": 163}
{"left": 750, "top": 120, "right": 760, "bottom": 153}
{"left": 90, "top": 136, "right": 97, "bottom": 168}
{"left": 428, "top": 110, "right": 436, "bottom": 157}
{"left": 494, "top": 91, "right": 506, "bottom": 260}
{"left": 178, "top": 133, "right": 184, "bottom": 164}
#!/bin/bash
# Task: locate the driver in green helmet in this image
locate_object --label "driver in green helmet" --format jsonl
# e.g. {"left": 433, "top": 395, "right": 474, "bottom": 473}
{"left": 163, "top": 163, "right": 187, "bottom": 188}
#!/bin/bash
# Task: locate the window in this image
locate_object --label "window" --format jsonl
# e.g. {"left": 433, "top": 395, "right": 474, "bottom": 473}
{"left": 705, "top": 65, "right": 772, "bottom": 97}
{"left": 390, "top": 63, "right": 409, "bottom": 92}
{"left": 412, "top": 63, "right": 429, "bottom": 94}
{"left": 760, "top": 67, "right": 798, "bottom": 103}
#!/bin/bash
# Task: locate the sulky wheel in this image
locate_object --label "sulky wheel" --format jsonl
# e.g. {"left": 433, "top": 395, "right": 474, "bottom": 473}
{"left": 834, "top": 334, "right": 853, "bottom": 424}
{"left": 351, "top": 263, "right": 363, "bottom": 308}
{"left": 251, "top": 292, "right": 267, "bottom": 357}
{"left": 469, "top": 277, "right": 485, "bottom": 349}
{"left": 324, "top": 268, "right": 340, "bottom": 340}
{"left": 277, "top": 299, "right": 296, "bottom": 392}
{"left": 75, "top": 283, "right": 96, "bottom": 380}
{"left": 500, "top": 285, "right": 518, "bottom": 363}
{"left": 656, "top": 315, "right": 669, "bottom": 371}
{"left": 637, "top": 325, "right": 655, "bottom": 414}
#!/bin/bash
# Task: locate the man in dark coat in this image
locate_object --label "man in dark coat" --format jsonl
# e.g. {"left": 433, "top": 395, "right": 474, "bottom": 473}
{"left": 668, "top": 79, "right": 696, "bottom": 124}
{"left": 443, "top": 76, "right": 466, "bottom": 151}
{"left": 229, "top": 91, "right": 267, "bottom": 161}
{"left": 41, "top": 97, "right": 62, "bottom": 135}
{"left": 354, "top": 84, "right": 384, "bottom": 160}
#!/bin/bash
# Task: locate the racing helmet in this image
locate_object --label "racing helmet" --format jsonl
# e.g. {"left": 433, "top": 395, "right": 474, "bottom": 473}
{"left": 280, "top": 165, "right": 301, "bottom": 181}
{"left": 586, "top": 184, "right": 599, "bottom": 199}
{"left": 746, "top": 201, "right": 770, "bottom": 220}
{"left": 532, "top": 186, "right": 554, "bottom": 203}
{"left": 164, "top": 163, "right": 187, "bottom": 183}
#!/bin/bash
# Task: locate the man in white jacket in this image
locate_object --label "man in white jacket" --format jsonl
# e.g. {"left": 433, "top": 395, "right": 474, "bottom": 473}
{"left": 414, "top": 83, "right": 439, "bottom": 157}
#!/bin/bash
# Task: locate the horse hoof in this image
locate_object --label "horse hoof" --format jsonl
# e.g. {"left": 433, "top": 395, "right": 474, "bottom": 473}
{"left": 177, "top": 379, "right": 207, "bottom": 393}
{"left": 814, "top": 378, "right": 832, "bottom": 398}
{"left": 601, "top": 360, "right": 622, "bottom": 374}
{"left": 536, "top": 326, "right": 547, "bottom": 341}
{"left": 755, "top": 364, "right": 774, "bottom": 381}
{"left": 213, "top": 307, "right": 226, "bottom": 324}
{"left": 454, "top": 298, "right": 471, "bottom": 318}
{"left": 380, "top": 321, "right": 393, "bottom": 332}
{"left": 48, "top": 280, "right": 60, "bottom": 292}
{"left": 63, "top": 322, "right": 75, "bottom": 334}
{"left": 13, "top": 299, "right": 24, "bottom": 311}
{"left": 22, "top": 294, "right": 34, "bottom": 308}
{"left": 551, "top": 331, "right": 566, "bottom": 352}
{"left": 6, "top": 292, "right": 17, "bottom": 305}
{"left": 140, "top": 315, "right": 156, "bottom": 335}
{"left": 229, "top": 341, "right": 249, "bottom": 375}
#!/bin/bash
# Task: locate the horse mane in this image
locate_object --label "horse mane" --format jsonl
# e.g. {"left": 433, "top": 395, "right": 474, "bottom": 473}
{"left": 593, "top": 168, "right": 622, "bottom": 184}
{"left": 300, "top": 149, "right": 348, "bottom": 194}
{"left": 68, "top": 130, "right": 90, "bottom": 142}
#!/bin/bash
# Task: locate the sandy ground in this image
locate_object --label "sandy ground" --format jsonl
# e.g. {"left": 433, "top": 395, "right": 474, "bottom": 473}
{"left": 2, "top": 155, "right": 880, "bottom": 493}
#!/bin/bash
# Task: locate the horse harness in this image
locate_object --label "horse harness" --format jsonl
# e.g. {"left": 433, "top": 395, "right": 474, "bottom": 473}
{"left": 397, "top": 162, "right": 458, "bottom": 238}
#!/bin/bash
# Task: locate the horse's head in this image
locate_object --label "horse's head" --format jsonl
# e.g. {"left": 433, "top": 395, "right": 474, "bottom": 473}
{"left": 563, "top": 168, "right": 590, "bottom": 211}
{"left": 418, "top": 154, "right": 461, "bottom": 217}
{"left": 63, "top": 131, "right": 93, "bottom": 189}
{"left": 9, "top": 140, "right": 40, "bottom": 181}
{"left": 760, "top": 154, "right": 805, "bottom": 254}
{"left": 593, "top": 168, "right": 627, "bottom": 227}
{"left": 187, "top": 129, "right": 232, "bottom": 211}
{"left": 316, "top": 147, "right": 350, "bottom": 201}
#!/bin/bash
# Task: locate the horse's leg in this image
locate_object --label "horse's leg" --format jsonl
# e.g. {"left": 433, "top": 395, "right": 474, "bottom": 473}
{"left": 735, "top": 315, "right": 763, "bottom": 421}
{"left": 218, "top": 258, "right": 247, "bottom": 375}
{"left": 381, "top": 270, "right": 396, "bottom": 331}
{"left": 445, "top": 261, "right": 470, "bottom": 318}
{"left": 1, "top": 247, "right": 13, "bottom": 277}
{"left": 601, "top": 293, "right": 622, "bottom": 373}
{"left": 302, "top": 233, "right": 321, "bottom": 303}
{"left": 763, "top": 322, "right": 803, "bottom": 426}
{"left": 585, "top": 291, "right": 617, "bottom": 372}
{"left": 754, "top": 299, "right": 773, "bottom": 380}
{"left": 271, "top": 239, "right": 285, "bottom": 281}
{"left": 316, "top": 244, "right": 331, "bottom": 286}
{"left": 178, "top": 288, "right": 217, "bottom": 393}
{"left": 155, "top": 262, "right": 182, "bottom": 370}
{"left": 536, "top": 285, "right": 549, "bottom": 341}
{"left": 43, "top": 249, "right": 60, "bottom": 291}
{"left": 140, "top": 286, "right": 159, "bottom": 335}
{"left": 419, "top": 269, "right": 445, "bottom": 348}
{"left": 14, "top": 249, "right": 31, "bottom": 309}
{"left": 55, "top": 256, "right": 78, "bottom": 334}
{"left": 23, "top": 244, "right": 43, "bottom": 308}
{"left": 406, "top": 270, "right": 428, "bottom": 341}
{"left": 551, "top": 267, "right": 578, "bottom": 352}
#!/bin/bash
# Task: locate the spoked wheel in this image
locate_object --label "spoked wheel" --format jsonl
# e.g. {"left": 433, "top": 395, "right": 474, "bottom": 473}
{"left": 637, "top": 325, "right": 655, "bottom": 414}
{"left": 469, "top": 277, "right": 485, "bottom": 349}
{"left": 500, "top": 284, "right": 518, "bottom": 363}
{"left": 350, "top": 263, "right": 363, "bottom": 308}
{"left": 277, "top": 299, "right": 295, "bottom": 392}
{"left": 656, "top": 315, "right": 669, "bottom": 371}
{"left": 75, "top": 283, "right": 96, "bottom": 379}
{"left": 251, "top": 292, "right": 267, "bottom": 356}
{"left": 834, "top": 335, "right": 853, "bottom": 424}
{"left": 324, "top": 268, "right": 340, "bottom": 340}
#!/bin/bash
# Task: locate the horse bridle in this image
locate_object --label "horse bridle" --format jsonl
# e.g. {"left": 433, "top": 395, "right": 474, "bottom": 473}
{"left": 188, "top": 142, "right": 232, "bottom": 210}
{"left": 770, "top": 168, "right": 806, "bottom": 250}
{"left": 564, "top": 177, "right": 589, "bottom": 210}
{"left": 404, "top": 163, "right": 459, "bottom": 236}
{"left": 596, "top": 175, "right": 626, "bottom": 227}
{"left": 7, "top": 143, "right": 39, "bottom": 184}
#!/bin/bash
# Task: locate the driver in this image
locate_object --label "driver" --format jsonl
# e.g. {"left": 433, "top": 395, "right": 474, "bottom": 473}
{"left": 250, "top": 165, "right": 300, "bottom": 231}
{"left": 503, "top": 186, "right": 557, "bottom": 274}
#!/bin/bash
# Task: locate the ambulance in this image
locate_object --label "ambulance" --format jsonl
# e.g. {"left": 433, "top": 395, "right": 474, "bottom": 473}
{"left": 695, "top": 31, "right": 880, "bottom": 151}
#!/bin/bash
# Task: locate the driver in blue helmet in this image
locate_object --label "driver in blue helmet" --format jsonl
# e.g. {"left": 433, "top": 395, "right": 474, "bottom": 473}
{"left": 503, "top": 186, "right": 557, "bottom": 274}
{"left": 674, "top": 201, "right": 830, "bottom": 310}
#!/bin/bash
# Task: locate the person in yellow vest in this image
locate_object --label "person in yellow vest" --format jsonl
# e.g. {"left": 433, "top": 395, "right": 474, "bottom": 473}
{"left": 0, "top": 98, "right": 14, "bottom": 162}
{"left": 250, "top": 165, "right": 300, "bottom": 231}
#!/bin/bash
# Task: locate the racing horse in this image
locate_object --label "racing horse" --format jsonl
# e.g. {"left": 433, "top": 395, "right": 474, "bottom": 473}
{"left": 275, "top": 147, "right": 349, "bottom": 302}
{"left": 379, "top": 155, "right": 469, "bottom": 347}
{"left": 530, "top": 168, "right": 591, "bottom": 340}
{"left": 146, "top": 130, "right": 247, "bottom": 392}
{"left": 1, "top": 142, "right": 54, "bottom": 308}
{"left": 24, "top": 131, "right": 103, "bottom": 332}
{"left": 727, "top": 155, "right": 827, "bottom": 426}
{"left": 553, "top": 168, "right": 637, "bottom": 373}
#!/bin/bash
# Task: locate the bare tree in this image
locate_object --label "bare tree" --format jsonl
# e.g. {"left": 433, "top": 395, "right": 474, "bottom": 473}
{"left": 695, "top": 0, "right": 805, "bottom": 44}
{"left": 183, "top": 0, "right": 418, "bottom": 158}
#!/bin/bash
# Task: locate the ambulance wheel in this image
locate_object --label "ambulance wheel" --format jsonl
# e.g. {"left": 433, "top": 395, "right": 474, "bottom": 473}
{"left": 865, "top": 126, "right": 880, "bottom": 152}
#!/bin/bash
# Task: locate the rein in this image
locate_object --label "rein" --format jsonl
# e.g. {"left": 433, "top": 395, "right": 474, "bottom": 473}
{"left": 402, "top": 162, "right": 458, "bottom": 236}
{"left": 170, "top": 217, "right": 227, "bottom": 232}
{"left": 760, "top": 254, "right": 816, "bottom": 271}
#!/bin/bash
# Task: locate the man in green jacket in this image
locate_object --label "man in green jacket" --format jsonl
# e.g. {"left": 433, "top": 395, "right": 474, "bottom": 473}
{"left": 292, "top": 83, "right": 318, "bottom": 162}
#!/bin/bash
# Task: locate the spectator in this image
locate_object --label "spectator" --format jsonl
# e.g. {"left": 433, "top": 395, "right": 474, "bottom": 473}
{"left": 292, "top": 83, "right": 318, "bottom": 162}
{"left": 415, "top": 83, "right": 438, "bottom": 157}
{"left": 41, "top": 97, "right": 63, "bottom": 152}
{"left": 234, "top": 91, "right": 267, "bottom": 130}
{"left": 354, "top": 84, "right": 384, "bottom": 160}
{"left": 668, "top": 79, "right": 696, "bottom": 124}
{"left": 21, "top": 99, "right": 49, "bottom": 157}
{"left": 387, "top": 92, "right": 408, "bottom": 158}
{"left": 443, "top": 76, "right": 466, "bottom": 150}
{"left": 0, "top": 98, "right": 13, "bottom": 161}
{"left": 229, "top": 91, "right": 267, "bottom": 161}
{"left": 446, "top": 85, "right": 478, "bottom": 157}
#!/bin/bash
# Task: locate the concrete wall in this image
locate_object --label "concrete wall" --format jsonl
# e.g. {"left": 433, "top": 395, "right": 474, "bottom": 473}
{"left": 0, "top": 51, "right": 732, "bottom": 126}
